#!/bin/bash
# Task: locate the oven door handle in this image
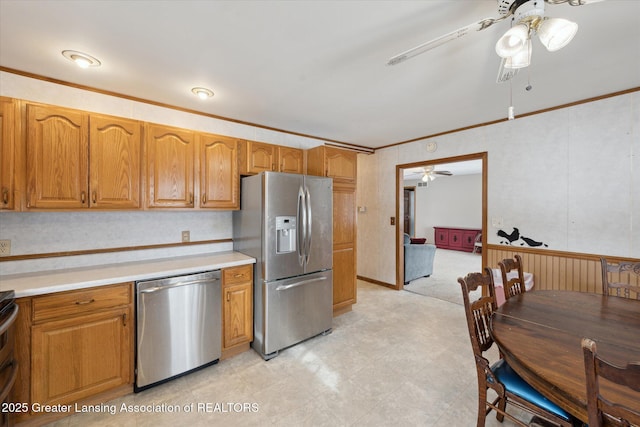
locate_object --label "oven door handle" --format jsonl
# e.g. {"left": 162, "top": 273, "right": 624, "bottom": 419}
{"left": 0, "top": 304, "right": 18, "bottom": 336}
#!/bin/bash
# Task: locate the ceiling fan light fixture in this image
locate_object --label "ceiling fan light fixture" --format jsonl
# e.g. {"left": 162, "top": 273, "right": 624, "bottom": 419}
{"left": 537, "top": 17, "right": 578, "bottom": 51}
{"left": 495, "top": 23, "right": 529, "bottom": 58}
{"left": 504, "top": 38, "right": 532, "bottom": 69}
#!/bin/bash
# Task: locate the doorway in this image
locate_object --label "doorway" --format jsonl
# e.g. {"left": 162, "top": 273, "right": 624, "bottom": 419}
{"left": 395, "top": 152, "right": 487, "bottom": 290}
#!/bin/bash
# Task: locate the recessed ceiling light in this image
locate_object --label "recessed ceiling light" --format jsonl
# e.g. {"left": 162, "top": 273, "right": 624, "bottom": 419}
{"left": 62, "top": 50, "right": 101, "bottom": 68}
{"left": 191, "top": 87, "right": 214, "bottom": 100}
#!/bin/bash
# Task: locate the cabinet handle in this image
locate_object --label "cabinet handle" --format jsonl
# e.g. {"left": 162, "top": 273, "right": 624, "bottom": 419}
{"left": 1, "top": 188, "right": 8, "bottom": 205}
{"left": 202, "top": 194, "right": 207, "bottom": 204}
{"left": 189, "top": 193, "right": 194, "bottom": 205}
{"left": 92, "top": 191, "right": 97, "bottom": 204}
{"left": 233, "top": 273, "right": 244, "bottom": 278}
{"left": 122, "top": 313, "right": 127, "bottom": 326}
{"left": 81, "top": 191, "right": 86, "bottom": 204}
{"left": 75, "top": 298, "right": 95, "bottom": 305}
{"left": 226, "top": 291, "right": 230, "bottom": 302}
{"left": 272, "top": 163, "right": 276, "bottom": 171}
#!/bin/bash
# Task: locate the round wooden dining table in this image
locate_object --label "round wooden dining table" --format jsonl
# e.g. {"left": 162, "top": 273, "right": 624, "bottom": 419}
{"left": 491, "top": 290, "right": 640, "bottom": 423}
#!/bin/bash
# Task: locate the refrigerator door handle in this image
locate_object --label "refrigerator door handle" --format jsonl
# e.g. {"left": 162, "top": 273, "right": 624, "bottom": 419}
{"left": 304, "top": 186, "right": 312, "bottom": 265}
{"left": 275, "top": 276, "right": 328, "bottom": 291}
{"left": 297, "top": 186, "right": 306, "bottom": 266}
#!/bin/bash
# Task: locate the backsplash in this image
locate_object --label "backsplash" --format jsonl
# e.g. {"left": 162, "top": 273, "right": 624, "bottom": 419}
{"left": 0, "top": 211, "right": 233, "bottom": 276}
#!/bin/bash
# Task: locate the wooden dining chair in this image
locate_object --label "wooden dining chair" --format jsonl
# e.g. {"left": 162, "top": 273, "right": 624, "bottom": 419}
{"left": 600, "top": 258, "right": 640, "bottom": 299}
{"left": 458, "top": 269, "right": 574, "bottom": 427}
{"left": 581, "top": 338, "right": 640, "bottom": 427}
{"left": 499, "top": 254, "right": 526, "bottom": 301}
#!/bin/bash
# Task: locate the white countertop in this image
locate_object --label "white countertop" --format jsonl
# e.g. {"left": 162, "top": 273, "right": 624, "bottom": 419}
{"left": 0, "top": 251, "right": 255, "bottom": 298}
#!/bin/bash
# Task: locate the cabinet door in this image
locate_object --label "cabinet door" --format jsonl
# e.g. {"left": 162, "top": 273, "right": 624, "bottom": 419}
{"left": 31, "top": 307, "right": 132, "bottom": 406}
{"left": 246, "top": 141, "right": 275, "bottom": 174}
{"left": 278, "top": 146, "right": 304, "bottom": 174}
{"left": 325, "top": 147, "right": 357, "bottom": 184}
{"left": 26, "top": 104, "right": 89, "bottom": 209}
{"left": 223, "top": 282, "right": 253, "bottom": 349}
{"left": 199, "top": 134, "right": 239, "bottom": 209}
{"left": 146, "top": 123, "right": 195, "bottom": 208}
{"left": 463, "top": 230, "right": 479, "bottom": 251}
{"left": 89, "top": 114, "right": 141, "bottom": 208}
{"left": 435, "top": 229, "right": 449, "bottom": 248}
{"left": 449, "top": 229, "right": 463, "bottom": 249}
{"left": 0, "top": 98, "right": 15, "bottom": 210}
{"left": 333, "top": 185, "right": 357, "bottom": 310}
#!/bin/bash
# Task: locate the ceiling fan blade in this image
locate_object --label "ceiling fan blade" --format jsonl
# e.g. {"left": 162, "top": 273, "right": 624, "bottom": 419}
{"left": 387, "top": 17, "right": 502, "bottom": 66}
{"left": 435, "top": 171, "right": 453, "bottom": 176}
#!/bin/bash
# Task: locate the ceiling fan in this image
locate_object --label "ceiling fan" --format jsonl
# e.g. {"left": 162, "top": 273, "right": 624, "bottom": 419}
{"left": 421, "top": 165, "right": 453, "bottom": 182}
{"left": 387, "top": 0, "right": 605, "bottom": 81}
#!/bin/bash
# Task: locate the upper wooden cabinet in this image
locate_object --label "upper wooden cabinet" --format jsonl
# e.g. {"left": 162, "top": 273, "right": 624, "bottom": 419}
{"left": 199, "top": 133, "right": 239, "bottom": 209}
{"left": 0, "top": 97, "right": 16, "bottom": 210}
{"left": 239, "top": 140, "right": 304, "bottom": 175}
{"left": 278, "top": 146, "right": 304, "bottom": 174}
{"left": 240, "top": 140, "right": 276, "bottom": 174}
{"left": 25, "top": 103, "right": 142, "bottom": 209}
{"left": 306, "top": 146, "right": 357, "bottom": 184}
{"left": 145, "top": 123, "right": 195, "bottom": 208}
{"left": 26, "top": 104, "right": 89, "bottom": 209}
{"left": 89, "top": 114, "right": 141, "bottom": 208}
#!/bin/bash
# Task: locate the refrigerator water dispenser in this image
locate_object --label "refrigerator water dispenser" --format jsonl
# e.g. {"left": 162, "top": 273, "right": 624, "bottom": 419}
{"left": 276, "top": 216, "right": 296, "bottom": 254}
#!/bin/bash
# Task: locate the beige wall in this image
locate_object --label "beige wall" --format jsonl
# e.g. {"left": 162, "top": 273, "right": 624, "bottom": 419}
{"left": 357, "top": 91, "right": 640, "bottom": 286}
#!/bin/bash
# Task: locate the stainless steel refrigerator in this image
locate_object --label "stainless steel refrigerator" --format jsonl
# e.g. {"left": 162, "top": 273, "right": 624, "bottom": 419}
{"left": 233, "top": 172, "right": 333, "bottom": 360}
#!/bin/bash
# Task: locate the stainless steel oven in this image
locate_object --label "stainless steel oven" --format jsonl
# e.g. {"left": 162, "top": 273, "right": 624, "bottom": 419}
{"left": 0, "top": 291, "right": 18, "bottom": 427}
{"left": 135, "top": 270, "right": 221, "bottom": 392}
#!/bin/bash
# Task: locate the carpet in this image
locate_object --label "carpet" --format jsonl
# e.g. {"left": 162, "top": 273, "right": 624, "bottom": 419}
{"left": 404, "top": 248, "right": 482, "bottom": 305}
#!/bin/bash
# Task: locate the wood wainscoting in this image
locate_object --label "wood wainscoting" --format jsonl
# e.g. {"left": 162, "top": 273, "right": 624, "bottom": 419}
{"left": 486, "top": 244, "right": 639, "bottom": 295}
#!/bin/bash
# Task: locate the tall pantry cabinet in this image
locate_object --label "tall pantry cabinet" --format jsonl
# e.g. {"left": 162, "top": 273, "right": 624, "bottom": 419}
{"left": 307, "top": 146, "right": 358, "bottom": 314}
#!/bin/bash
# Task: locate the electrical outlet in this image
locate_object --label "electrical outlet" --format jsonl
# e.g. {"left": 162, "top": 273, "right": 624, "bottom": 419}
{"left": 390, "top": 217, "right": 396, "bottom": 226}
{"left": 0, "top": 240, "right": 11, "bottom": 256}
{"left": 181, "top": 231, "right": 190, "bottom": 243}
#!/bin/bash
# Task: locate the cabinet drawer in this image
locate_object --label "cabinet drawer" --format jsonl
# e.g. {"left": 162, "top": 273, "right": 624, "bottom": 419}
{"left": 32, "top": 283, "right": 132, "bottom": 323}
{"left": 223, "top": 264, "right": 253, "bottom": 286}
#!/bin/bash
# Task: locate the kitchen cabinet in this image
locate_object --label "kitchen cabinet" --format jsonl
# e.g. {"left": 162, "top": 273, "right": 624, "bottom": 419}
{"left": 332, "top": 184, "right": 357, "bottom": 312}
{"left": 15, "top": 283, "right": 132, "bottom": 423}
{"left": 222, "top": 265, "right": 253, "bottom": 358}
{"left": 278, "top": 146, "right": 304, "bottom": 174}
{"left": 307, "top": 145, "right": 358, "bottom": 314}
{"left": 240, "top": 140, "right": 276, "bottom": 175}
{"left": 239, "top": 140, "right": 305, "bottom": 175}
{"left": 307, "top": 145, "right": 357, "bottom": 185}
{"left": 434, "top": 226, "right": 481, "bottom": 252}
{"left": 199, "top": 133, "right": 239, "bottom": 209}
{"left": 25, "top": 103, "right": 142, "bottom": 209}
{"left": 0, "top": 97, "right": 16, "bottom": 210}
{"left": 145, "top": 123, "right": 195, "bottom": 208}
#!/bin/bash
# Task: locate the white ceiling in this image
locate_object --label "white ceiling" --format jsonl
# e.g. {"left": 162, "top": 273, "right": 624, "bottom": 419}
{"left": 1, "top": 0, "right": 638, "bottom": 149}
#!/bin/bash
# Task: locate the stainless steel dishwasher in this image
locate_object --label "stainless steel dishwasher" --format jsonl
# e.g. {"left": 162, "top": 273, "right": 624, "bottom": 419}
{"left": 135, "top": 270, "right": 221, "bottom": 392}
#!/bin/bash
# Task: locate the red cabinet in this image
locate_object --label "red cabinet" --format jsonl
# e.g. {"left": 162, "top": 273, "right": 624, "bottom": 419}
{"left": 434, "top": 227, "right": 481, "bottom": 252}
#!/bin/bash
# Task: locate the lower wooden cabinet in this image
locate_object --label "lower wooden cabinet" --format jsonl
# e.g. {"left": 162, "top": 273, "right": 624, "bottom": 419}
{"left": 31, "top": 306, "right": 131, "bottom": 405}
{"left": 222, "top": 265, "right": 253, "bottom": 358}
{"left": 13, "top": 283, "right": 133, "bottom": 424}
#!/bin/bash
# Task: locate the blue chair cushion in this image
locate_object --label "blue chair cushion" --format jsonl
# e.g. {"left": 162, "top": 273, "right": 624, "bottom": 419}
{"left": 490, "top": 359, "right": 572, "bottom": 422}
